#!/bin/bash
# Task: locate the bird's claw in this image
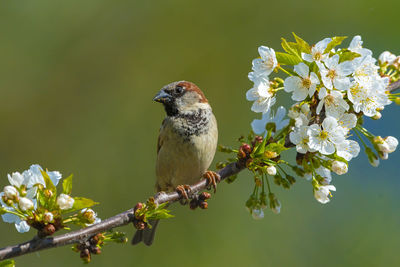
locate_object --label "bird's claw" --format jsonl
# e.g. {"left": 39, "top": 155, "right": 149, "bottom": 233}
{"left": 176, "top": 185, "right": 192, "bottom": 205}
{"left": 203, "top": 171, "right": 221, "bottom": 193}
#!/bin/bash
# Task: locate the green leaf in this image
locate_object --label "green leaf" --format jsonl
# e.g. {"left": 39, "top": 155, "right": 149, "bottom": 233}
{"left": 63, "top": 197, "right": 99, "bottom": 213}
{"left": 0, "top": 260, "right": 15, "bottom": 267}
{"left": 253, "top": 136, "right": 268, "bottom": 156}
{"left": 324, "top": 36, "right": 347, "bottom": 54}
{"left": 41, "top": 170, "right": 56, "bottom": 192}
{"left": 339, "top": 49, "right": 361, "bottom": 63}
{"left": 276, "top": 52, "right": 302, "bottom": 66}
{"left": 281, "top": 38, "right": 300, "bottom": 57}
{"left": 62, "top": 174, "right": 73, "bottom": 195}
{"left": 292, "top": 32, "right": 311, "bottom": 54}
{"left": 265, "top": 143, "right": 289, "bottom": 155}
{"left": 309, "top": 61, "right": 319, "bottom": 74}
{"left": 72, "top": 197, "right": 98, "bottom": 210}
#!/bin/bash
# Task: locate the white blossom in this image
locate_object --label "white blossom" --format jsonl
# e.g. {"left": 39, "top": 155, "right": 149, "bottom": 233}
{"left": 44, "top": 212, "right": 54, "bottom": 223}
{"left": 289, "top": 126, "right": 314, "bottom": 154}
{"left": 284, "top": 63, "right": 319, "bottom": 101}
{"left": 318, "top": 54, "right": 354, "bottom": 90}
{"left": 316, "top": 87, "right": 349, "bottom": 118}
{"left": 308, "top": 117, "right": 346, "bottom": 155}
{"left": 246, "top": 72, "right": 276, "bottom": 113}
{"left": 336, "top": 140, "right": 360, "bottom": 161}
{"left": 305, "top": 166, "right": 332, "bottom": 184}
{"left": 57, "top": 194, "right": 74, "bottom": 210}
{"left": 251, "top": 106, "right": 289, "bottom": 134}
{"left": 314, "top": 184, "right": 336, "bottom": 204}
{"left": 252, "top": 46, "right": 278, "bottom": 76}
{"left": 337, "top": 113, "right": 357, "bottom": 132}
{"left": 302, "top": 38, "right": 331, "bottom": 63}
{"left": 348, "top": 35, "right": 372, "bottom": 57}
{"left": 379, "top": 51, "right": 397, "bottom": 65}
{"left": 331, "top": 161, "right": 348, "bottom": 175}
{"left": 347, "top": 80, "right": 390, "bottom": 117}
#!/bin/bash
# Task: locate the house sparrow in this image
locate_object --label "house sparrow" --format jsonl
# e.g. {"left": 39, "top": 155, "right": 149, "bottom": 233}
{"left": 132, "top": 81, "right": 219, "bottom": 246}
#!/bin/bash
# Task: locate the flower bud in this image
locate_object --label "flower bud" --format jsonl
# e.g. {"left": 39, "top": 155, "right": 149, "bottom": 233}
{"left": 379, "top": 51, "right": 397, "bottom": 65}
{"left": 134, "top": 202, "right": 143, "bottom": 212}
{"left": 81, "top": 208, "right": 97, "bottom": 224}
{"left": 372, "top": 112, "right": 382, "bottom": 120}
{"left": 56, "top": 194, "right": 74, "bottom": 210}
{"left": 331, "top": 161, "right": 348, "bottom": 175}
{"left": 199, "top": 201, "right": 208, "bottom": 209}
{"left": 90, "top": 246, "right": 101, "bottom": 255}
{"left": 189, "top": 199, "right": 198, "bottom": 210}
{"left": 19, "top": 197, "right": 34, "bottom": 212}
{"left": 199, "top": 192, "right": 211, "bottom": 201}
{"left": 365, "top": 147, "right": 378, "bottom": 166}
{"left": 44, "top": 212, "right": 54, "bottom": 223}
{"left": 378, "top": 136, "right": 398, "bottom": 154}
{"left": 286, "top": 175, "right": 296, "bottom": 184}
{"left": 268, "top": 193, "right": 281, "bottom": 214}
{"left": 3, "top": 186, "right": 18, "bottom": 199}
{"left": 80, "top": 248, "right": 91, "bottom": 263}
{"left": 41, "top": 224, "right": 56, "bottom": 237}
{"left": 251, "top": 208, "right": 264, "bottom": 220}
{"left": 266, "top": 166, "right": 277, "bottom": 176}
{"left": 241, "top": 143, "right": 251, "bottom": 154}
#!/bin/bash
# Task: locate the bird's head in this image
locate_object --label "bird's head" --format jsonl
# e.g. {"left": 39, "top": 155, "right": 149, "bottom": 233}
{"left": 153, "top": 81, "right": 209, "bottom": 116}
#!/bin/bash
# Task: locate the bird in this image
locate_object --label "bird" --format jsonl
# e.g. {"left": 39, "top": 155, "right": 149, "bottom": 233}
{"left": 132, "top": 81, "right": 219, "bottom": 246}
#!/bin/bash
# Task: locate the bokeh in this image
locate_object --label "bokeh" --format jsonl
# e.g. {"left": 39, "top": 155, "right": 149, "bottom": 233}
{"left": 1, "top": 0, "right": 400, "bottom": 266}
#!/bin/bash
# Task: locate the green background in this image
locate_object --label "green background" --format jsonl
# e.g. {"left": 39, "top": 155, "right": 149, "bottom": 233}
{"left": 1, "top": 0, "right": 400, "bottom": 266}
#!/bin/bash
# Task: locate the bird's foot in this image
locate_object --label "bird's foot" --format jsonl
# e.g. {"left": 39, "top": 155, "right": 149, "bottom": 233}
{"left": 203, "top": 171, "right": 221, "bottom": 193}
{"left": 175, "top": 185, "right": 192, "bottom": 205}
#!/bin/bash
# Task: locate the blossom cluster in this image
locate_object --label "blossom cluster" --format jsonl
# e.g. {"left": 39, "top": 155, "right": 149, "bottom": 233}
{"left": 243, "top": 34, "right": 399, "bottom": 216}
{"left": 1, "top": 164, "right": 100, "bottom": 234}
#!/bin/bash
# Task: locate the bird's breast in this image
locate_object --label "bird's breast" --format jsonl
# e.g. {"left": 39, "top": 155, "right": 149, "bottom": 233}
{"left": 155, "top": 111, "right": 218, "bottom": 192}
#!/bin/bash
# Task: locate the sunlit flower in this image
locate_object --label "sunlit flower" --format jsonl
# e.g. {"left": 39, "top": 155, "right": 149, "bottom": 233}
{"left": 376, "top": 136, "right": 398, "bottom": 154}
{"left": 251, "top": 106, "right": 289, "bottom": 134}
{"left": 348, "top": 35, "right": 372, "bottom": 57}
{"left": 314, "top": 184, "right": 336, "bottom": 204}
{"left": 289, "top": 126, "right": 314, "bottom": 154}
{"left": 284, "top": 62, "right": 319, "bottom": 101}
{"left": 302, "top": 38, "right": 331, "bottom": 63}
{"left": 336, "top": 140, "right": 360, "bottom": 161}
{"left": 247, "top": 72, "right": 276, "bottom": 113}
{"left": 337, "top": 113, "right": 357, "bottom": 132}
{"left": 266, "top": 166, "right": 277, "bottom": 176}
{"left": 308, "top": 117, "right": 346, "bottom": 155}
{"left": 318, "top": 54, "right": 354, "bottom": 90}
{"left": 252, "top": 46, "right": 278, "bottom": 76}
{"left": 331, "top": 161, "right": 348, "bottom": 175}
{"left": 316, "top": 87, "right": 349, "bottom": 118}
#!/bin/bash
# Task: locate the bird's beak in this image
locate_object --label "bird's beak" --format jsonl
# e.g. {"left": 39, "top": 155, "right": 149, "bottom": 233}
{"left": 153, "top": 90, "right": 172, "bottom": 103}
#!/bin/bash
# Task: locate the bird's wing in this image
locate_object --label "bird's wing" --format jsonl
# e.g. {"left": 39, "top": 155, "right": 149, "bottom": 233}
{"left": 157, "top": 118, "right": 167, "bottom": 154}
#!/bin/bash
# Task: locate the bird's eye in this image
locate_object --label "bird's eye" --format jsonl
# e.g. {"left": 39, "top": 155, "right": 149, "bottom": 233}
{"left": 176, "top": 86, "right": 184, "bottom": 94}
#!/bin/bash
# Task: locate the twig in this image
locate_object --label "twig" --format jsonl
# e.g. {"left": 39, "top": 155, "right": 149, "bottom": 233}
{"left": 0, "top": 161, "right": 245, "bottom": 260}
{"left": 388, "top": 80, "right": 400, "bottom": 92}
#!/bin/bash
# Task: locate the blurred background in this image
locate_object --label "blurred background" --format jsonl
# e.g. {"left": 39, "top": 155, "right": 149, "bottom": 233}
{"left": 1, "top": 0, "right": 400, "bottom": 266}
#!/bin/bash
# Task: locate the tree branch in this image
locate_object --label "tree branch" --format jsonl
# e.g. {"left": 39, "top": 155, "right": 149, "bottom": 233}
{"left": 0, "top": 161, "right": 245, "bottom": 261}
{"left": 388, "top": 79, "right": 400, "bottom": 92}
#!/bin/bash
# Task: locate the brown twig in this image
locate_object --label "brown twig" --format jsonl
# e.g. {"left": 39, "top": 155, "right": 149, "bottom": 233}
{"left": 1, "top": 81, "right": 399, "bottom": 261}
{"left": 0, "top": 161, "right": 245, "bottom": 261}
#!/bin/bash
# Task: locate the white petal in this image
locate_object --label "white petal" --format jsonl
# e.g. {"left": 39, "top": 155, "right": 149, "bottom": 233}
{"left": 318, "top": 87, "right": 327, "bottom": 100}
{"left": 251, "top": 118, "right": 266, "bottom": 134}
{"left": 284, "top": 76, "right": 301, "bottom": 93}
{"left": 15, "top": 220, "right": 30, "bottom": 233}
{"left": 302, "top": 53, "right": 313, "bottom": 62}
{"left": 294, "top": 63, "right": 309, "bottom": 78}
{"left": 320, "top": 141, "right": 335, "bottom": 155}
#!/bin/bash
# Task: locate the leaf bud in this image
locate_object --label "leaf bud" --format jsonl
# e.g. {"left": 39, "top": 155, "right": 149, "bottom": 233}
{"left": 199, "top": 201, "right": 208, "bottom": 209}
{"left": 199, "top": 192, "right": 211, "bottom": 201}
{"left": 189, "top": 199, "right": 198, "bottom": 210}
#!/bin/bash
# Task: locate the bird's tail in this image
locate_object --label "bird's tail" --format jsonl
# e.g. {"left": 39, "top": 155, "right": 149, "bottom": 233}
{"left": 131, "top": 219, "right": 160, "bottom": 246}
